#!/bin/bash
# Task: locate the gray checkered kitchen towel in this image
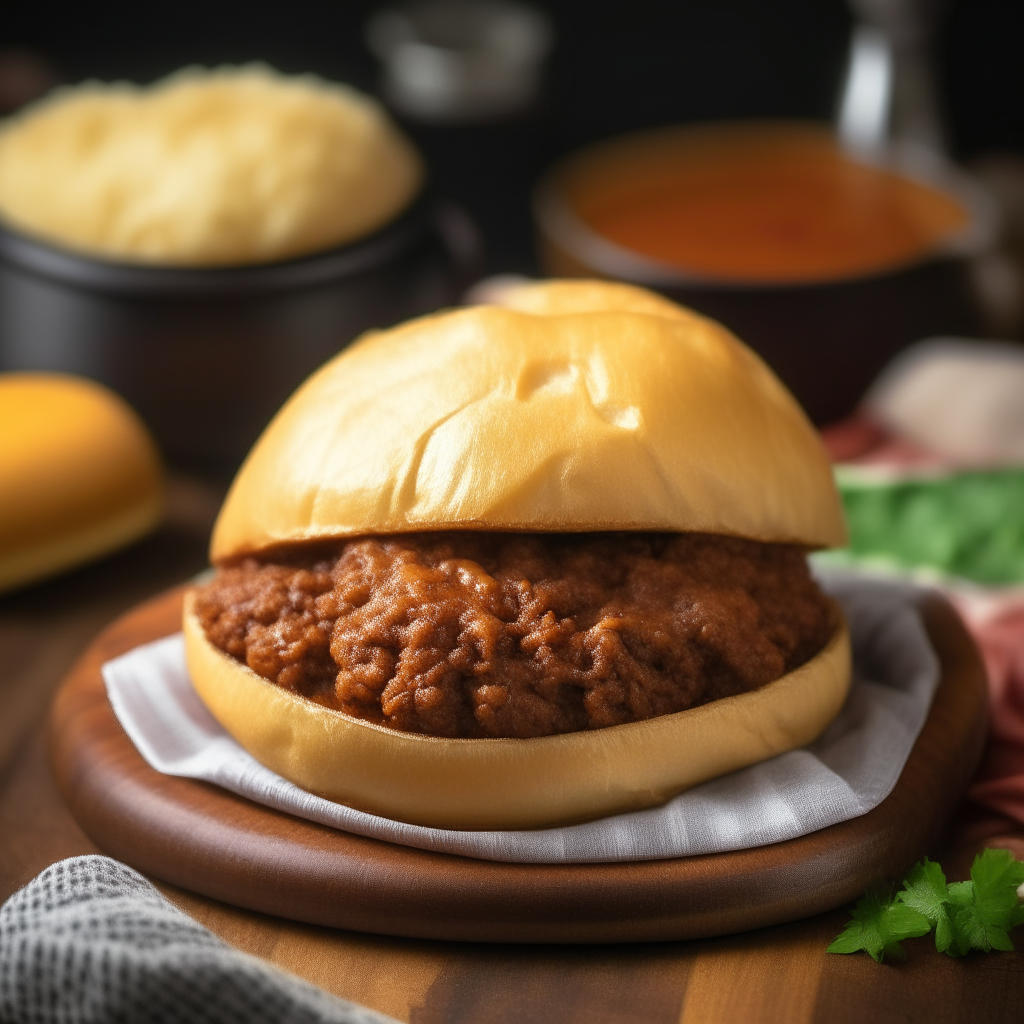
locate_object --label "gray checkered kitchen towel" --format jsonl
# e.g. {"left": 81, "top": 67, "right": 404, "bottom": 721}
{"left": 0, "top": 856, "right": 398, "bottom": 1024}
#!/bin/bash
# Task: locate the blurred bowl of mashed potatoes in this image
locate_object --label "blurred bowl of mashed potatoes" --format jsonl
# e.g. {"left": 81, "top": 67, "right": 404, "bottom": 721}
{"left": 0, "top": 65, "right": 477, "bottom": 470}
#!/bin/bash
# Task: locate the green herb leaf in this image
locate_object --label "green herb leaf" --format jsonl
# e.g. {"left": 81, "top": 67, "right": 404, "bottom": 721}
{"left": 897, "top": 859, "right": 954, "bottom": 952}
{"left": 828, "top": 890, "right": 931, "bottom": 962}
{"left": 944, "top": 849, "right": 1024, "bottom": 956}
{"left": 947, "top": 881, "right": 982, "bottom": 957}
{"left": 972, "top": 848, "right": 1024, "bottom": 926}
{"left": 828, "top": 850, "right": 1024, "bottom": 962}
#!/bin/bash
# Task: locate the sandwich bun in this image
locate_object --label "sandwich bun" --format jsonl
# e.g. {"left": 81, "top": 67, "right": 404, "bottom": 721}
{"left": 211, "top": 280, "right": 846, "bottom": 560}
{"left": 184, "top": 593, "right": 849, "bottom": 829}
{"left": 188, "top": 280, "right": 850, "bottom": 829}
{"left": 0, "top": 373, "right": 162, "bottom": 593}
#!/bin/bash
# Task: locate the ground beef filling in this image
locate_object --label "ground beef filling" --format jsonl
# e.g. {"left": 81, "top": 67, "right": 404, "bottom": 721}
{"left": 194, "top": 532, "right": 834, "bottom": 739}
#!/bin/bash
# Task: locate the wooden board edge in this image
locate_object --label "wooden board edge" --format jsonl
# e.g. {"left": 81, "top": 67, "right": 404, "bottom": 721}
{"left": 47, "top": 585, "right": 990, "bottom": 943}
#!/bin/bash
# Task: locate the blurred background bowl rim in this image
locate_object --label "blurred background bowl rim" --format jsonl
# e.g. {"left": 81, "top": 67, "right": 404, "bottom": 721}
{"left": 533, "top": 120, "right": 1000, "bottom": 293}
{"left": 0, "top": 191, "right": 438, "bottom": 298}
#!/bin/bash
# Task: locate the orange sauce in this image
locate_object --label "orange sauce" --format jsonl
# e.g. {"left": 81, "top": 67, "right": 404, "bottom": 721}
{"left": 563, "top": 124, "right": 969, "bottom": 284}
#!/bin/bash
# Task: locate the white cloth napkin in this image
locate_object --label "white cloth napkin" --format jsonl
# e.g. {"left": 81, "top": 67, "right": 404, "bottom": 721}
{"left": 102, "top": 572, "right": 939, "bottom": 864}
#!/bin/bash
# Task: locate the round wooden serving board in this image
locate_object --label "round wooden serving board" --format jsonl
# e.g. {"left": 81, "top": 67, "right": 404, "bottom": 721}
{"left": 50, "top": 585, "right": 988, "bottom": 944}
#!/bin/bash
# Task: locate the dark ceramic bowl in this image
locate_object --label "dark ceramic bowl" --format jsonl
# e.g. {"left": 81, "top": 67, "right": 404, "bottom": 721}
{"left": 0, "top": 196, "right": 480, "bottom": 472}
{"left": 535, "top": 128, "right": 997, "bottom": 426}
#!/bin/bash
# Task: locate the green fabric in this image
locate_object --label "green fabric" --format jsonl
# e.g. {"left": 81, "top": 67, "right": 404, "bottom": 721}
{"left": 833, "top": 468, "right": 1024, "bottom": 585}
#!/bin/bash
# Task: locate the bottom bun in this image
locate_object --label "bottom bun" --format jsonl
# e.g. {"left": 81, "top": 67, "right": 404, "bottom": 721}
{"left": 183, "top": 593, "right": 851, "bottom": 830}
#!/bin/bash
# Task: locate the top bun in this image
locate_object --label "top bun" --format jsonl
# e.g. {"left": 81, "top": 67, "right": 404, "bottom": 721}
{"left": 0, "top": 65, "right": 422, "bottom": 266}
{"left": 211, "top": 280, "right": 846, "bottom": 561}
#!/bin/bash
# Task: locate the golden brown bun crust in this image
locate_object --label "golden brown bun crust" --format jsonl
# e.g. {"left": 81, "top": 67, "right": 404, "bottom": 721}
{"left": 183, "top": 592, "right": 851, "bottom": 830}
{"left": 482, "top": 277, "right": 697, "bottom": 320}
{"left": 0, "top": 374, "right": 162, "bottom": 592}
{"left": 211, "top": 281, "right": 846, "bottom": 561}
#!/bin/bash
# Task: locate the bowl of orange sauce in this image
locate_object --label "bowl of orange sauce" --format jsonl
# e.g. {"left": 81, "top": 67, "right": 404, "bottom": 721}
{"left": 535, "top": 122, "right": 995, "bottom": 423}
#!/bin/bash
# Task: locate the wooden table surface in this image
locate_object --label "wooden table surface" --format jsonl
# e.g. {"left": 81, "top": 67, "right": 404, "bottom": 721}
{"left": 2, "top": 477, "right": 1024, "bottom": 1024}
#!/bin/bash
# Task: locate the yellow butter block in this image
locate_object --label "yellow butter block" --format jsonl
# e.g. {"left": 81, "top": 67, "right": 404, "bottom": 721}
{"left": 0, "top": 374, "right": 163, "bottom": 592}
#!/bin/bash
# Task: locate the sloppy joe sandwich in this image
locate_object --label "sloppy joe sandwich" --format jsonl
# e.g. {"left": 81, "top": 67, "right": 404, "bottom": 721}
{"left": 0, "top": 65, "right": 422, "bottom": 266}
{"left": 184, "top": 280, "right": 851, "bottom": 829}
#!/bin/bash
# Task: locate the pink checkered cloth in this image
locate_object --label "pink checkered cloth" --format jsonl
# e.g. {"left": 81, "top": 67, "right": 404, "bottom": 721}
{"left": 821, "top": 389, "right": 1024, "bottom": 832}
{"left": 961, "top": 602, "right": 1024, "bottom": 826}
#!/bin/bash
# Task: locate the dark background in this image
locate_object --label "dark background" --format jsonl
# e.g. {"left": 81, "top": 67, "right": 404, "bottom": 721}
{"left": 4, "top": 0, "right": 1023, "bottom": 273}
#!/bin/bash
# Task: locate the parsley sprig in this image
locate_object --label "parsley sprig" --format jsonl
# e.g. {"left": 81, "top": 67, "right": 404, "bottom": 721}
{"left": 828, "top": 848, "right": 1024, "bottom": 962}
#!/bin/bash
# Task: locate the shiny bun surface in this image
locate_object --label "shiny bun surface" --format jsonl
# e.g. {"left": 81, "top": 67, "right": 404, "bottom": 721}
{"left": 0, "top": 373, "right": 162, "bottom": 592}
{"left": 212, "top": 280, "right": 846, "bottom": 561}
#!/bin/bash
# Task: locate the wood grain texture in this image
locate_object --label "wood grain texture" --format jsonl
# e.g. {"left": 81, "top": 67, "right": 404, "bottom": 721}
{"left": 0, "top": 474, "right": 220, "bottom": 786}
{"left": 49, "top": 585, "right": 989, "bottom": 944}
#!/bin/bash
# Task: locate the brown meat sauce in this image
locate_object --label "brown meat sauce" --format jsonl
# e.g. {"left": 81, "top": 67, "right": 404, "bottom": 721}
{"left": 195, "top": 532, "right": 834, "bottom": 739}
